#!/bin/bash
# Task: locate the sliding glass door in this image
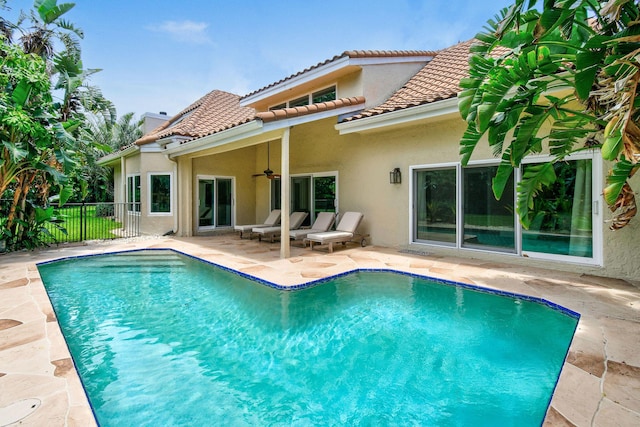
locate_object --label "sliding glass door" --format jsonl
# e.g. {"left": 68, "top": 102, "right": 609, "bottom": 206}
{"left": 462, "top": 165, "right": 516, "bottom": 252}
{"left": 198, "top": 176, "right": 233, "bottom": 230}
{"left": 270, "top": 173, "right": 337, "bottom": 226}
{"left": 411, "top": 153, "right": 600, "bottom": 264}
{"left": 521, "top": 159, "right": 593, "bottom": 257}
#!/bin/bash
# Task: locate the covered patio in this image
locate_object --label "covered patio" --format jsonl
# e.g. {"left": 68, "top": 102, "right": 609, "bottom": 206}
{"left": 1, "top": 235, "right": 638, "bottom": 426}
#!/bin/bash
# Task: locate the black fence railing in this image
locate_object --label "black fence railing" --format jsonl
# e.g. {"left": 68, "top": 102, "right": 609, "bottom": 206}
{"left": 1, "top": 201, "right": 140, "bottom": 245}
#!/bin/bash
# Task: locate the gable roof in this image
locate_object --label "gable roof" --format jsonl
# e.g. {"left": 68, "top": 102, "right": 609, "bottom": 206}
{"left": 341, "top": 40, "right": 475, "bottom": 122}
{"left": 241, "top": 50, "right": 437, "bottom": 102}
{"left": 135, "top": 90, "right": 255, "bottom": 145}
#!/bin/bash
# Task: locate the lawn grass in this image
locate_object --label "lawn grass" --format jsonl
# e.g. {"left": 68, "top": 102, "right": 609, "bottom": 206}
{"left": 44, "top": 205, "right": 124, "bottom": 242}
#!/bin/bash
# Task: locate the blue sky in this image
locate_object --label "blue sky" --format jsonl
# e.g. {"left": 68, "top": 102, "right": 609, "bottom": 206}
{"left": 5, "top": 0, "right": 513, "bottom": 119}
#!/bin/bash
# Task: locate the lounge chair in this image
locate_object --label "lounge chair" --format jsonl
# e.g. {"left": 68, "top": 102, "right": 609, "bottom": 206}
{"left": 305, "top": 212, "right": 364, "bottom": 253}
{"left": 252, "top": 211, "right": 309, "bottom": 242}
{"left": 289, "top": 212, "right": 336, "bottom": 245}
{"left": 234, "top": 209, "right": 281, "bottom": 239}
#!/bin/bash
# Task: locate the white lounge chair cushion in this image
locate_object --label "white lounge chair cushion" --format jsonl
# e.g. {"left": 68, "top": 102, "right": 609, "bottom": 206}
{"left": 235, "top": 223, "right": 268, "bottom": 232}
{"left": 290, "top": 212, "right": 336, "bottom": 240}
{"left": 305, "top": 231, "right": 354, "bottom": 244}
{"left": 335, "top": 212, "right": 363, "bottom": 233}
{"left": 234, "top": 210, "right": 281, "bottom": 232}
{"left": 252, "top": 212, "right": 308, "bottom": 235}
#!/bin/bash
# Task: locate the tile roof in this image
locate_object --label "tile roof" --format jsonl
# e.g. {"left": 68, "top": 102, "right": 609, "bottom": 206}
{"left": 135, "top": 90, "right": 255, "bottom": 145}
{"left": 255, "top": 96, "right": 365, "bottom": 123}
{"left": 341, "top": 40, "right": 475, "bottom": 122}
{"left": 241, "top": 50, "right": 437, "bottom": 101}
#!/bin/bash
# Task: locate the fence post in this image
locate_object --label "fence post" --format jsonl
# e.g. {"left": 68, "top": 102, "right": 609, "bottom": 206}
{"left": 80, "top": 202, "right": 84, "bottom": 242}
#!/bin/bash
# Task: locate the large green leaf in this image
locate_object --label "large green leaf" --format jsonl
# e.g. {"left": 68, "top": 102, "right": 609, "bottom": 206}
{"left": 1, "top": 141, "right": 28, "bottom": 162}
{"left": 34, "top": 206, "right": 54, "bottom": 224}
{"left": 575, "top": 47, "right": 606, "bottom": 100}
{"left": 516, "top": 162, "right": 557, "bottom": 229}
{"left": 511, "top": 106, "right": 549, "bottom": 164}
{"left": 460, "top": 126, "right": 483, "bottom": 166}
{"left": 603, "top": 159, "right": 636, "bottom": 205}
{"left": 11, "top": 80, "right": 32, "bottom": 107}
{"left": 57, "top": 184, "right": 74, "bottom": 206}
{"left": 476, "top": 104, "right": 497, "bottom": 132}
{"left": 492, "top": 151, "right": 516, "bottom": 200}
{"left": 601, "top": 128, "right": 623, "bottom": 160}
{"left": 37, "top": 0, "right": 76, "bottom": 25}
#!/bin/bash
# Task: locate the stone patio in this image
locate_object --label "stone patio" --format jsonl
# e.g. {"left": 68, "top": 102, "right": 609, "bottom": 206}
{"left": 0, "top": 235, "right": 638, "bottom": 426}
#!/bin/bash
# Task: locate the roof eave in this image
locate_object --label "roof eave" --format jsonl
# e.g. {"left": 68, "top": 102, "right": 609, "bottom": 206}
{"left": 156, "top": 135, "right": 192, "bottom": 148}
{"left": 335, "top": 97, "right": 460, "bottom": 135}
{"left": 164, "top": 120, "right": 266, "bottom": 158}
{"left": 96, "top": 144, "right": 140, "bottom": 166}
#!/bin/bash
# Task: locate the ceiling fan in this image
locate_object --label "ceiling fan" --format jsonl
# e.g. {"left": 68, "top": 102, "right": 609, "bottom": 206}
{"left": 252, "top": 141, "right": 281, "bottom": 179}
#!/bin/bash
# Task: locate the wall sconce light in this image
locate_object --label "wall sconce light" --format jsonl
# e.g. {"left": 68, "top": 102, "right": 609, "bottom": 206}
{"left": 389, "top": 167, "right": 401, "bottom": 184}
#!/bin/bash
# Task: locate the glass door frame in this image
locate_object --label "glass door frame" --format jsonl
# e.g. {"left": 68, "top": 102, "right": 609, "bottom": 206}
{"left": 196, "top": 175, "right": 235, "bottom": 231}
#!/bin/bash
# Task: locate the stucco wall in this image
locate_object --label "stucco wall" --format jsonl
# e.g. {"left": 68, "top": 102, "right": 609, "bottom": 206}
{"left": 112, "top": 164, "right": 123, "bottom": 204}
{"left": 359, "top": 63, "right": 428, "bottom": 108}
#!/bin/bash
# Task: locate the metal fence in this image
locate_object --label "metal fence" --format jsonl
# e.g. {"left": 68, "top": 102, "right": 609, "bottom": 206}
{"left": 1, "top": 201, "right": 140, "bottom": 245}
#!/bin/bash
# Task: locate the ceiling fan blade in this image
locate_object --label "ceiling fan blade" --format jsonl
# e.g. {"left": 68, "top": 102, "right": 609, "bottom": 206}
{"left": 252, "top": 142, "right": 276, "bottom": 178}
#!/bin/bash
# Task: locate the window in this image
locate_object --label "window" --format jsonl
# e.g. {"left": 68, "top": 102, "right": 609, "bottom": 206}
{"left": 127, "top": 175, "right": 140, "bottom": 213}
{"left": 268, "top": 86, "right": 337, "bottom": 110}
{"left": 288, "top": 95, "right": 309, "bottom": 108}
{"left": 411, "top": 153, "right": 600, "bottom": 264}
{"left": 149, "top": 174, "right": 171, "bottom": 214}
{"left": 312, "top": 86, "right": 336, "bottom": 103}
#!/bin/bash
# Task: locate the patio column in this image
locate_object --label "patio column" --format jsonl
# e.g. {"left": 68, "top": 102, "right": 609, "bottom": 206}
{"left": 280, "top": 127, "right": 291, "bottom": 258}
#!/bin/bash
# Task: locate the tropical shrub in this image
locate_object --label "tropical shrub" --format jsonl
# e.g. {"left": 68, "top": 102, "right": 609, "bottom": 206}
{"left": 459, "top": 0, "right": 639, "bottom": 230}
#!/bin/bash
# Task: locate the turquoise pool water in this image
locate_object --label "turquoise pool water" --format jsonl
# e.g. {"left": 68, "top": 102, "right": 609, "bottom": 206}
{"left": 38, "top": 250, "right": 579, "bottom": 426}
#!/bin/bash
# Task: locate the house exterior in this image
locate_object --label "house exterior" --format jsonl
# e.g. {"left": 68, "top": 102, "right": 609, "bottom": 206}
{"left": 99, "top": 40, "right": 640, "bottom": 281}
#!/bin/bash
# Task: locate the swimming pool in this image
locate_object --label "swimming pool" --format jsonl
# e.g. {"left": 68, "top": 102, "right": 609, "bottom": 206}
{"left": 38, "top": 250, "right": 579, "bottom": 426}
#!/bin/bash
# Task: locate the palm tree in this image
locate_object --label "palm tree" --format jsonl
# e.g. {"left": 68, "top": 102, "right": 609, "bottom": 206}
{"left": 113, "top": 112, "right": 144, "bottom": 149}
{"left": 16, "top": 0, "right": 83, "bottom": 60}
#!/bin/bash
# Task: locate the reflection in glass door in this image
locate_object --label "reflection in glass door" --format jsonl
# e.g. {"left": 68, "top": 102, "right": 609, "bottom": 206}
{"left": 313, "top": 176, "right": 336, "bottom": 217}
{"left": 270, "top": 173, "right": 337, "bottom": 226}
{"left": 462, "top": 166, "right": 515, "bottom": 252}
{"left": 198, "top": 177, "right": 233, "bottom": 229}
{"left": 198, "top": 179, "right": 214, "bottom": 227}
{"left": 291, "top": 176, "right": 311, "bottom": 226}
{"left": 216, "top": 179, "right": 232, "bottom": 227}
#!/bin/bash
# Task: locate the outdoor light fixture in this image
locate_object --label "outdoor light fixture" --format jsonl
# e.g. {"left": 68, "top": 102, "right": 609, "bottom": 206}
{"left": 389, "top": 167, "right": 402, "bottom": 184}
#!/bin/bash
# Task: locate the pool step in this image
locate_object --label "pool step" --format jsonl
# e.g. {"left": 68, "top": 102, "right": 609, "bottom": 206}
{"left": 75, "top": 252, "right": 188, "bottom": 269}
